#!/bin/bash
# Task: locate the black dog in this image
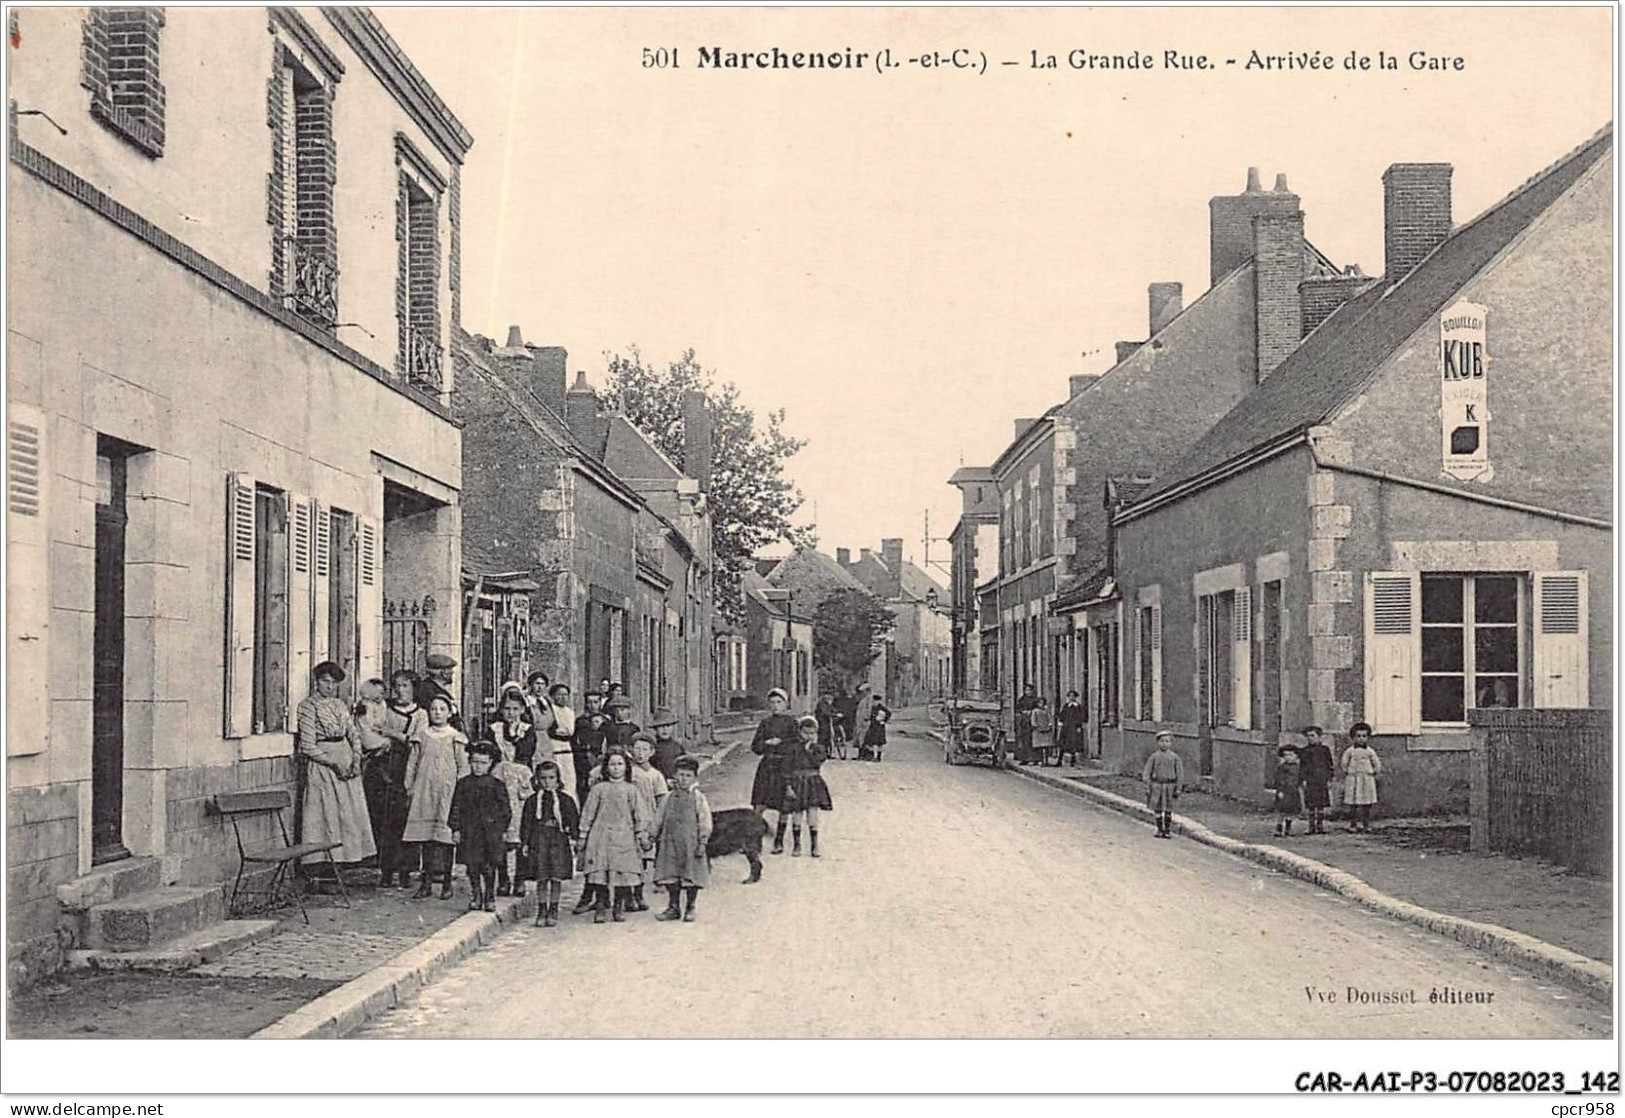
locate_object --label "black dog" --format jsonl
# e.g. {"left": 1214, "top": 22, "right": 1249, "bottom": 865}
{"left": 707, "top": 808, "right": 768, "bottom": 884}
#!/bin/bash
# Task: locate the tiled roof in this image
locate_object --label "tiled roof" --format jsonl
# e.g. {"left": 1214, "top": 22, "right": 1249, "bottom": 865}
{"left": 1055, "top": 566, "right": 1115, "bottom": 609}
{"left": 1142, "top": 125, "right": 1613, "bottom": 505}
{"left": 899, "top": 561, "right": 948, "bottom": 604}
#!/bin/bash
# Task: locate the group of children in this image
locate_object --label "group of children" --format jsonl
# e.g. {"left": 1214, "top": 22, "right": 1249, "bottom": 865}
{"left": 413, "top": 682, "right": 714, "bottom": 925}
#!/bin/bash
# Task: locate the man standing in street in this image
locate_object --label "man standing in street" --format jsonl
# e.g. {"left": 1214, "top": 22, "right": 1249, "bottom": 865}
{"left": 1014, "top": 684, "right": 1041, "bottom": 765}
{"left": 416, "top": 654, "right": 464, "bottom": 732}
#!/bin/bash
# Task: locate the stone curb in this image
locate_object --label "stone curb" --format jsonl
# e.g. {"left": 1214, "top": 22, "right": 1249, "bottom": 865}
{"left": 252, "top": 736, "right": 747, "bottom": 1039}
{"left": 1006, "top": 760, "right": 1614, "bottom": 1004}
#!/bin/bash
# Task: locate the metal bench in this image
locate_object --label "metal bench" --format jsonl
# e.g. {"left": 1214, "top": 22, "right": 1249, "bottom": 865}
{"left": 210, "top": 790, "right": 350, "bottom": 923}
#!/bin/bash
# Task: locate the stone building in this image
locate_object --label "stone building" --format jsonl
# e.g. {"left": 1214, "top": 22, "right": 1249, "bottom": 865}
{"left": 742, "top": 571, "right": 816, "bottom": 715}
{"left": 7, "top": 8, "right": 469, "bottom": 986}
{"left": 838, "top": 540, "right": 951, "bottom": 706}
{"left": 946, "top": 467, "right": 1000, "bottom": 696}
{"left": 1112, "top": 128, "right": 1613, "bottom": 813}
{"left": 453, "top": 329, "right": 714, "bottom": 742}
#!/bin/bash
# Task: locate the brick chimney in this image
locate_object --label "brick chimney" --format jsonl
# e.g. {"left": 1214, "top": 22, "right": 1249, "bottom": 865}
{"left": 1210, "top": 167, "right": 1301, "bottom": 287}
{"left": 1299, "top": 265, "right": 1370, "bottom": 336}
{"left": 532, "top": 346, "right": 567, "bottom": 416}
{"left": 564, "top": 370, "right": 600, "bottom": 443}
{"left": 880, "top": 538, "right": 905, "bottom": 597}
{"left": 836, "top": 547, "right": 851, "bottom": 567}
{"left": 1069, "top": 373, "right": 1101, "bottom": 398}
{"left": 1253, "top": 209, "right": 1305, "bottom": 381}
{"left": 1114, "top": 341, "right": 1142, "bottom": 365}
{"left": 1383, "top": 163, "right": 1453, "bottom": 280}
{"left": 681, "top": 389, "right": 712, "bottom": 489}
{"left": 1148, "top": 282, "right": 1183, "bottom": 335}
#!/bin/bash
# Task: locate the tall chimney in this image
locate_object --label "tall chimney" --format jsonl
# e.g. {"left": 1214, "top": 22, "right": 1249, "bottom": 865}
{"left": 880, "top": 538, "right": 904, "bottom": 597}
{"left": 1383, "top": 163, "right": 1453, "bottom": 280}
{"left": 532, "top": 345, "right": 567, "bottom": 416}
{"left": 1253, "top": 210, "right": 1306, "bottom": 381}
{"left": 681, "top": 389, "right": 713, "bottom": 489}
{"left": 1069, "top": 373, "right": 1101, "bottom": 398}
{"left": 1210, "top": 167, "right": 1302, "bottom": 286}
{"left": 1148, "top": 282, "right": 1183, "bottom": 335}
{"left": 1114, "top": 341, "right": 1142, "bottom": 365}
{"left": 565, "top": 370, "right": 600, "bottom": 441}
{"left": 836, "top": 547, "right": 851, "bottom": 567}
{"left": 505, "top": 325, "right": 524, "bottom": 348}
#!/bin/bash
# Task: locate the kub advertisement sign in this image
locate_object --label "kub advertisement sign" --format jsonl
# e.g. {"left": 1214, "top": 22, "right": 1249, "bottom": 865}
{"left": 1439, "top": 300, "right": 1491, "bottom": 481}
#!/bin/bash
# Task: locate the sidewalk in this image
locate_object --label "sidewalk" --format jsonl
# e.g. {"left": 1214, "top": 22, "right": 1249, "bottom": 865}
{"left": 7, "top": 731, "right": 749, "bottom": 1039}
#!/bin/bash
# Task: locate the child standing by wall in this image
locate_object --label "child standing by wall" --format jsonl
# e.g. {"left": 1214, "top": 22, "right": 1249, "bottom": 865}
{"left": 403, "top": 694, "right": 469, "bottom": 899}
{"left": 1141, "top": 730, "right": 1184, "bottom": 839}
{"left": 627, "top": 734, "right": 669, "bottom": 912}
{"left": 577, "top": 751, "right": 651, "bottom": 923}
{"left": 492, "top": 735, "right": 534, "bottom": 896}
{"left": 521, "top": 761, "right": 580, "bottom": 927}
{"left": 448, "top": 741, "right": 511, "bottom": 912}
{"left": 1270, "top": 745, "right": 1302, "bottom": 838}
{"left": 1340, "top": 722, "right": 1382, "bottom": 833}
{"left": 1297, "top": 726, "right": 1335, "bottom": 835}
{"left": 652, "top": 755, "right": 712, "bottom": 923}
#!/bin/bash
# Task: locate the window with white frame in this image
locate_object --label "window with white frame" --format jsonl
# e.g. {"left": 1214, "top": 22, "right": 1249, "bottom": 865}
{"left": 1421, "top": 574, "right": 1521, "bottom": 724}
{"left": 1258, "top": 580, "right": 1285, "bottom": 733}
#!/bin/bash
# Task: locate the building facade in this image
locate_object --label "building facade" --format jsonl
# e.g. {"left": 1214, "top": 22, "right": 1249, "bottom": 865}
{"left": 838, "top": 540, "right": 950, "bottom": 706}
{"left": 743, "top": 573, "right": 816, "bottom": 714}
{"left": 946, "top": 467, "right": 1000, "bottom": 696}
{"left": 7, "top": 7, "right": 469, "bottom": 986}
{"left": 1112, "top": 131, "right": 1613, "bottom": 813}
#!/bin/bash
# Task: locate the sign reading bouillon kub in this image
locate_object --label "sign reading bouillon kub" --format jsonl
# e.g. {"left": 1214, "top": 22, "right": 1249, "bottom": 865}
{"left": 1439, "top": 300, "right": 1491, "bottom": 481}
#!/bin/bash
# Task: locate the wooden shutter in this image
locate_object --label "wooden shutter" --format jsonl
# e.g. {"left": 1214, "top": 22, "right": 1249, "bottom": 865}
{"left": 1533, "top": 571, "right": 1588, "bottom": 708}
{"left": 7, "top": 403, "right": 49, "bottom": 756}
{"left": 310, "top": 500, "right": 331, "bottom": 663}
{"left": 1231, "top": 587, "right": 1252, "bottom": 730}
{"left": 1150, "top": 604, "right": 1163, "bottom": 722}
{"left": 223, "top": 472, "right": 257, "bottom": 739}
{"left": 357, "top": 515, "right": 382, "bottom": 681}
{"left": 1364, "top": 571, "right": 1420, "bottom": 734}
{"left": 287, "top": 493, "right": 313, "bottom": 715}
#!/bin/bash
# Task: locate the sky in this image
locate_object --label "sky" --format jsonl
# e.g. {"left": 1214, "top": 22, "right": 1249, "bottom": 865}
{"left": 377, "top": 6, "right": 1612, "bottom": 573}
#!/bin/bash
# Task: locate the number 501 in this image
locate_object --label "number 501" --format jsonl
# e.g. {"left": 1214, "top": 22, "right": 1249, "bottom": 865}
{"left": 642, "top": 47, "right": 680, "bottom": 68}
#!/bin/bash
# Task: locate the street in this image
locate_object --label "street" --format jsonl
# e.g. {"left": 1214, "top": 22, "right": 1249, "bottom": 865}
{"left": 353, "top": 714, "right": 1608, "bottom": 1039}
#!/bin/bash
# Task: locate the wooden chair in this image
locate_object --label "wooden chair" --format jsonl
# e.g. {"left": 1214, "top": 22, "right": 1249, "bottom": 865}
{"left": 210, "top": 790, "right": 349, "bottom": 924}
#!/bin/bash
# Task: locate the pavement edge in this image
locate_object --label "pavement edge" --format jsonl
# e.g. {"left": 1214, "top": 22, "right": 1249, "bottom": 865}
{"left": 251, "top": 739, "right": 744, "bottom": 1040}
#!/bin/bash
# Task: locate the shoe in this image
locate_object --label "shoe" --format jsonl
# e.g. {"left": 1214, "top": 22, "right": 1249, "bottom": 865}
{"left": 682, "top": 903, "right": 696, "bottom": 923}
{"left": 544, "top": 903, "right": 558, "bottom": 928}
{"left": 791, "top": 829, "right": 803, "bottom": 857}
{"left": 496, "top": 884, "right": 511, "bottom": 898}
{"left": 594, "top": 905, "right": 607, "bottom": 924}
{"left": 809, "top": 831, "right": 820, "bottom": 858}
{"left": 633, "top": 888, "right": 648, "bottom": 912}
{"left": 468, "top": 893, "right": 482, "bottom": 911}
{"left": 573, "top": 890, "right": 597, "bottom": 915}
{"left": 611, "top": 893, "right": 626, "bottom": 923}
{"left": 513, "top": 883, "right": 526, "bottom": 898}
{"left": 656, "top": 903, "right": 682, "bottom": 921}
{"left": 483, "top": 897, "right": 496, "bottom": 913}
{"left": 412, "top": 880, "right": 432, "bottom": 899}
{"left": 440, "top": 881, "right": 454, "bottom": 900}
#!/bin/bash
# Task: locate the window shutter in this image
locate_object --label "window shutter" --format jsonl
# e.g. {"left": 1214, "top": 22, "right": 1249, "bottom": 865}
{"left": 224, "top": 472, "right": 257, "bottom": 739}
{"left": 1533, "top": 571, "right": 1588, "bottom": 708}
{"left": 1231, "top": 587, "right": 1252, "bottom": 730}
{"left": 7, "top": 403, "right": 49, "bottom": 756}
{"left": 287, "top": 493, "right": 313, "bottom": 715}
{"left": 357, "top": 515, "right": 383, "bottom": 680}
{"left": 1364, "top": 571, "right": 1420, "bottom": 733}
{"left": 1150, "top": 604, "right": 1163, "bottom": 721}
{"left": 310, "top": 500, "right": 331, "bottom": 662}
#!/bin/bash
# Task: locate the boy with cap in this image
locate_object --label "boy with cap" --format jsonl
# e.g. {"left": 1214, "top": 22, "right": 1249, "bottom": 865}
{"left": 648, "top": 709, "right": 686, "bottom": 780}
{"left": 416, "top": 654, "right": 465, "bottom": 732}
{"left": 572, "top": 689, "right": 608, "bottom": 806}
{"left": 448, "top": 740, "right": 511, "bottom": 911}
{"left": 604, "top": 696, "right": 641, "bottom": 752}
{"left": 1141, "top": 731, "right": 1184, "bottom": 838}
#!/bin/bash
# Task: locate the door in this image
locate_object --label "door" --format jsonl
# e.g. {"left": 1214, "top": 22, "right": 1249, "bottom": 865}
{"left": 92, "top": 443, "right": 132, "bottom": 864}
{"left": 328, "top": 509, "right": 358, "bottom": 696}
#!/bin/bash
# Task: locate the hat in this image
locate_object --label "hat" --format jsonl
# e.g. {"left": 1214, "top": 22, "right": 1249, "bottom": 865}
{"left": 767, "top": 687, "right": 789, "bottom": 703}
{"left": 650, "top": 709, "right": 679, "bottom": 728}
{"left": 465, "top": 740, "right": 501, "bottom": 762}
{"left": 606, "top": 696, "right": 632, "bottom": 713}
{"left": 630, "top": 731, "right": 657, "bottom": 747}
{"left": 797, "top": 714, "right": 819, "bottom": 730}
{"left": 425, "top": 653, "right": 457, "bottom": 670}
{"left": 673, "top": 754, "right": 701, "bottom": 774}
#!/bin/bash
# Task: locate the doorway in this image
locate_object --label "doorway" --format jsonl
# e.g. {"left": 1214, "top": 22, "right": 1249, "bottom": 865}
{"left": 92, "top": 437, "right": 140, "bottom": 864}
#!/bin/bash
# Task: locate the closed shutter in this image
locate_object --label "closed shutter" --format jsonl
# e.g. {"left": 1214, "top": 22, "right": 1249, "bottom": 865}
{"left": 310, "top": 500, "right": 331, "bottom": 663}
{"left": 7, "top": 404, "right": 49, "bottom": 756}
{"left": 358, "top": 515, "right": 382, "bottom": 680}
{"left": 1150, "top": 604, "right": 1163, "bottom": 721}
{"left": 1231, "top": 587, "right": 1252, "bottom": 730}
{"left": 287, "top": 493, "right": 313, "bottom": 714}
{"left": 1364, "top": 571, "right": 1420, "bottom": 733}
{"left": 224, "top": 472, "right": 257, "bottom": 739}
{"left": 1533, "top": 571, "right": 1588, "bottom": 708}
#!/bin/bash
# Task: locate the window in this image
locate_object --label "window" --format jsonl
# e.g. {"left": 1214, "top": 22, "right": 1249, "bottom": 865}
{"left": 1198, "top": 592, "right": 1235, "bottom": 728}
{"left": 1096, "top": 622, "right": 1119, "bottom": 727}
{"left": 797, "top": 649, "right": 810, "bottom": 697}
{"left": 251, "top": 487, "right": 290, "bottom": 733}
{"left": 269, "top": 48, "right": 337, "bottom": 327}
{"left": 1258, "top": 581, "right": 1285, "bottom": 733}
{"left": 1027, "top": 465, "right": 1042, "bottom": 562}
{"left": 1136, "top": 605, "right": 1158, "bottom": 720}
{"left": 81, "top": 8, "right": 166, "bottom": 157}
{"left": 396, "top": 140, "right": 445, "bottom": 394}
{"left": 1421, "top": 574, "right": 1522, "bottom": 724}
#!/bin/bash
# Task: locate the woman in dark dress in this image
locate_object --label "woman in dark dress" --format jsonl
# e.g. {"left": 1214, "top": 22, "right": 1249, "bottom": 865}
{"left": 750, "top": 688, "right": 801, "bottom": 854}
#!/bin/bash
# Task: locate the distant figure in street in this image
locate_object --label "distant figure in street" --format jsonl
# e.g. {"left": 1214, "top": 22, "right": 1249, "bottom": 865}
{"left": 572, "top": 690, "right": 608, "bottom": 806}
{"left": 449, "top": 740, "right": 511, "bottom": 912}
{"left": 750, "top": 688, "right": 801, "bottom": 852}
{"left": 1270, "top": 745, "right": 1302, "bottom": 838}
{"left": 542, "top": 683, "right": 579, "bottom": 799}
{"left": 519, "top": 760, "right": 579, "bottom": 928}
{"left": 814, "top": 690, "right": 838, "bottom": 756}
{"left": 577, "top": 750, "right": 651, "bottom": 923}
{"left": 1057, "top": 690, "right": 1086, "bottom": 767}
{"left": 861, "top": 697, "right": 891, "bottom": 762}
{"left": 1014, "top": 684, "right": 1041, "bottom": 765}
{"left": 784, "top": 713, "right": 834, "bottom": 857}
{"left": 648, "top": 709, "right": 685, "bottom": 780}
{"left": 490, "top": 731, "right": 534, "bottom": 897}
{"left": 851, "top": 684, "right": 876, "bottom": 759}
{"left": 1297, "top": 726, "right": 1335, "bottom": 835}
{"left": 404, "top": 694, "right": 469, "bottom": 899}
{"left": 652, "top": 754, "right": 712, "bottom": 922}
{"left": 832, "top": 687, "right": 858, "bottom": 760}
{"left": 1141, "top": 731, "right": 1184, "bottom": 839}
{"left": 296, "top": 662, "right": 376, "bottom": 876}
{"left": 1340, "top": 722, "right": 1382, "bottom": 833}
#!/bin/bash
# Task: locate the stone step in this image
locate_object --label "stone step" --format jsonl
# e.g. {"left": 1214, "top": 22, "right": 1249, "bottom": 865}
{"left": 66, "top": 919, "right": 280, "bottom": 973}
{"left": 82, "top": 885, "right": 226, "bottom": 952}
{"left": 56, "top": 857, "right": 163, "bottom": 913}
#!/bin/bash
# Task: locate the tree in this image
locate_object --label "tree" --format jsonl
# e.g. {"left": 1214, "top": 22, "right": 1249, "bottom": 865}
{"left": 602, "top": 346, "right": 812, "bottom": 620}
{"left": 813, "top": 588, "right": 895, "bottom": 692}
